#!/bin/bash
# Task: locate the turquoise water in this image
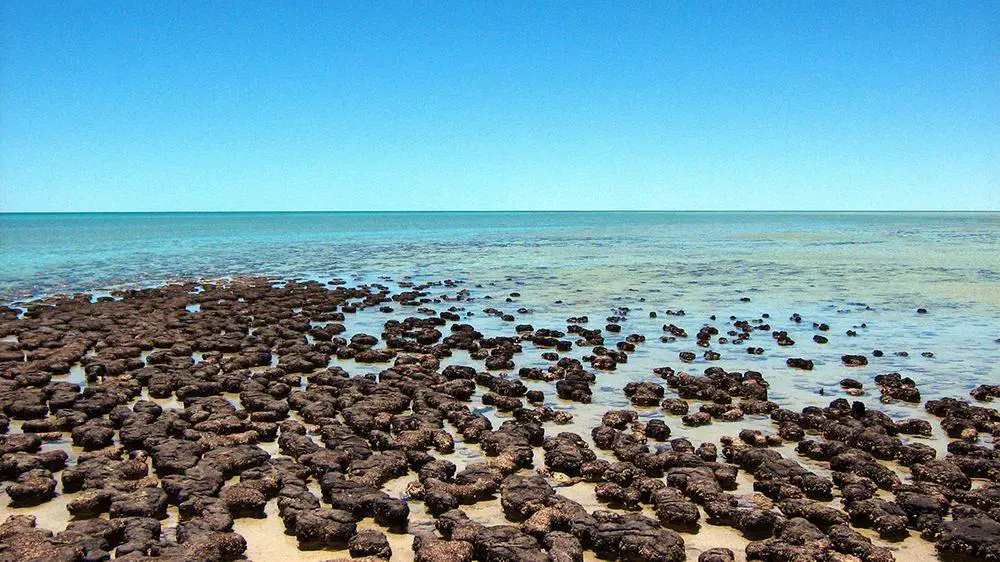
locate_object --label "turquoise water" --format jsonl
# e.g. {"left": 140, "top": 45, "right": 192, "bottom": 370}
{"left": 2, "top": 211, "right": 999, "bottom": 310}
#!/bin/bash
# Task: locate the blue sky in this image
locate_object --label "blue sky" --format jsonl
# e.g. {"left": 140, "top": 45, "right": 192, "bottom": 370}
{"left": 2, "top": 2, "right": 997, "bottom": 211}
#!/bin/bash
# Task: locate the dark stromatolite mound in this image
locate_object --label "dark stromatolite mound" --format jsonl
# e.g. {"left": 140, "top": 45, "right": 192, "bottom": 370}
{"left": 5, "top": 468, "right": 57, "bottom": 505}
{"left": 776, "top": 498, "right": 849, "bottom": 528}
{"left": 936, "top": 514, "right": 1000, "bottom": 561}
{"left": 542, "top": 432, "right": 596, "bottom": 476}
{"left": 412, "top": 532, "right": 474, "bottom": 562}
{"left": 480, "top": 420, "right": 543, "bottom": 473}
{"left": 911, "top": 458, "right": 972, "bottom": 491}
{"left": 661, "top": 397, "right": 690, "bottom": 415}
{"left": 319, "top": 473, "right": 409, "bottom": 528}
{"left": 874, "top": 372, "right": 921, "bottom": 403}
{"left": 651, "top": 486, "right": 701, "bottom": 529}
{"left": 745, "top": 517, "right": 838, "bottom": 560}
{"left": 435, "top": 507, "right": 590, "bottom": 561}
{"left": 723, "top": 441, "right": 832, "bottom": 502}
{"left": 699, "top": 547, "right": 735, "bottom": 562}
{"left": 926, "top": 397, "right": 1000, "bottom": 437}
{"left": 842, "top": 354, "right": 868, "bottom": 366}
{"left": 972, "top": 384, "right": 1000, "bottom": 402}
{"left": 661, "top": 366, "right": 770, "bottom": 404}
{"left": 500, "top": 474, "right": 556, "bottom": 519}
{"left": 624, "top": 381, "right": 665, "bottom": 406}
{"left": 292, "top": 507, "right": 357, "bottom": 548}
{"left": 0, "top": 515, "right": 86, "bottom": 562}
{"left": 548, "top": 358, "right": 597, "bottom": 403}
{"left": 644, "top": 419, "right": 671, "bottom": 440}
{"left": 0, "top": 449, "right": 68, "bottom": 481}
{"left": 843, "top": 498, "right": 909, "bottom": 539}
{"left": 348, "top": 528, "right": 392, "bottom": 559}
{"left": 413, "top": 462, "right": 504, "bottom": 514}
{"left": 578, "top": 510, "right": 687, "bottom": 562}
{"left": 785, "top": 358, "right": 813, "bottom": 370}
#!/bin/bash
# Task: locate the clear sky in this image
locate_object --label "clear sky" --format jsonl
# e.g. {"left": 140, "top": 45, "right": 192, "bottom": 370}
{"left": 2, "top": 2, "right": 998, "bottom": 212}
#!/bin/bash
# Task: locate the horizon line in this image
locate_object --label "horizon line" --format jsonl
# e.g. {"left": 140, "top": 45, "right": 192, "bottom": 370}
{"left": 2, "top": 209, "right": 999, "bottom": 215}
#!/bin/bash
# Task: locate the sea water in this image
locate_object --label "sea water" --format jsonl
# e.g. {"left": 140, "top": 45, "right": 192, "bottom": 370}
{"left": 2, "top": 211, "right": 998, "bottom": 306}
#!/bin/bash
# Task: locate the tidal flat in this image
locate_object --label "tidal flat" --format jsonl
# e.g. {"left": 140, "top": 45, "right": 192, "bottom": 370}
{"left": 0, "top": 275, "right": 997, "bottom": 561}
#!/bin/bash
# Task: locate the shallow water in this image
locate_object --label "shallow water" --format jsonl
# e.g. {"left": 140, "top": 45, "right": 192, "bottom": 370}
{"left": 2, "top": 212, "right": 999, "bottom": 309}
{"left": 1, "top": 212, "right": 998, "bottom": 560}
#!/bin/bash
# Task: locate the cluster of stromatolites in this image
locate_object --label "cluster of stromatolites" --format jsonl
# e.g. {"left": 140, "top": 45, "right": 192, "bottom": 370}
{"left": 0, "top": 278, "right": 997, "bottom": 562}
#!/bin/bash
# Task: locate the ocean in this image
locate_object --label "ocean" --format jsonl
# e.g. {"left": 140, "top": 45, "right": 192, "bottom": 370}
{"left": 3, "top": 211, "right": 999, "bottom": 307}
